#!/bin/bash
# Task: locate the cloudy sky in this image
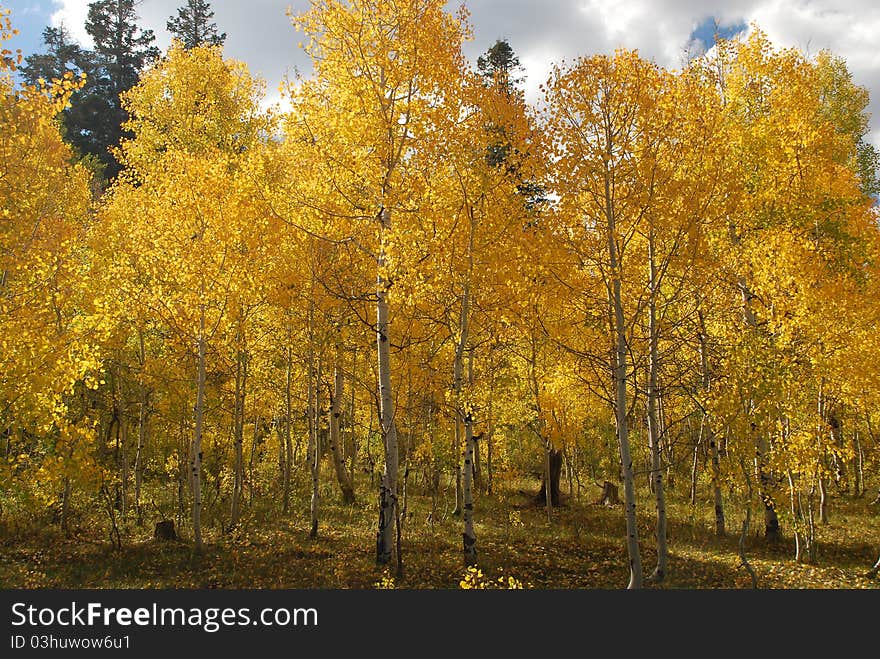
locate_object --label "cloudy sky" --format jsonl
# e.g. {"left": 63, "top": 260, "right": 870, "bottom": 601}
{"left": 4, "top": 0, "right": 880, "bottom": 146}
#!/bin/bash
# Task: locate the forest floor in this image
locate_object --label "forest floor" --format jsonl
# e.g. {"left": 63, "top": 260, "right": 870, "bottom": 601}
{"left": 1, "top": 476, "right": 878, "bottom": 589}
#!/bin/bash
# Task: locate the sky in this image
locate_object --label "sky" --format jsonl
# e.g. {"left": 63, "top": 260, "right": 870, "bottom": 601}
{"left": 3, "top": 0, "right": 880, "bottom": 147}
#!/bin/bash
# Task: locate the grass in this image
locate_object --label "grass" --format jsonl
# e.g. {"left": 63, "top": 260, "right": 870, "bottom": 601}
{"left": 1, "top": 474, "right": 878, "bottom": 589}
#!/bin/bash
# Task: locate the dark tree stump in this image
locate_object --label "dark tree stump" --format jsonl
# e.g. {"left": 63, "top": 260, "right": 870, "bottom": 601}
{"left": 536, "top": 449, "right": 563, "bottom": 507}
{"left": 154, "top": 520, "right": 177, "bottom": 541}
{"left": 597, "top": 481, "right": 620, "bottom": 506}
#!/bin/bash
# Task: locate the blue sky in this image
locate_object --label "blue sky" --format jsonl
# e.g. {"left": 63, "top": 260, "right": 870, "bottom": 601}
{"left": 4, "top": 1, "right": 54, "bottom": 59}
{"left": 3, "top": 1, "right": 879, "bottom": 147}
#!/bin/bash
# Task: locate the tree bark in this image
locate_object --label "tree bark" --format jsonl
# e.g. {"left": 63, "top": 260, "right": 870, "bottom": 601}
{"left": 756, "top": 430, "right": 780, "bottom": 541}
{"left": 604, "top": 148, "right": 642, "bottom": 589}
{"left": 647, "top": 228, "right": 667, "bottom": 583}
{"left": 121, "top": 414, "right": 129, "bottom": 519}
{"left": 329, "top": 341, "right": 356, "bottom": 503}
{"left": 454, "top": 256, "right": 478, "bottom": 562}
{"left": 134, "top": 389, "right": 149, "bottom": 527}
{"left": 697, "top": 302, "right": 725, "bottom": 536}
{"left": 60, "top": 477, "right": 72, "bottom": 535}
{"left": 308, "top": 304, "right": 320, "bottom": 540}
{"left": 283, "top": 344, "right": 293, "bottom": 514}
{"left": 347, "top": 347, "right": 358, "bottom": 484}
{"left": 248, "top": 416, "right": 259, "bottom": 505}
{"left": 376, "top": 210, "right": 399, "bottom": 565}
{"left": 536, "top": 448, "right": 563, "bottom": 507}
{"left": 230, "top": 339, "right": 247, "bottom": 529}
{"left": 788, "top": 470, "right": 802, "bottom": 563}
{"left": 462, "top": 424, "right": 478, "bottom": 566}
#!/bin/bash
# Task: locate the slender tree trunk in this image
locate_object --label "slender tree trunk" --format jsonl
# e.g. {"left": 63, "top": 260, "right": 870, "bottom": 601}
{"left": 308, "top": 302, "right": 320, "bottom": 540}
{"left": 817, "top": 385, "right": 829, "bottom": 525}
{"left": 60, "top": 477, "right": 72, "bottom": 535}
{"left": 788, "top": 470, "right": 802, "bottom": 563}
{"left": 376, "top": 210, "right": 399, "bottom": 565}
{"left": 472, "top": 434, "right": 482, "bottom": 493}
{"left": 329, "top": 341, "right": 356, "bottom": 503}
{"left": 738, "top": 458, "right": 758, "bottom": 588}
{"left": 689, "top": 425, "right": 700, "bottom": 506}
{"left": 756, "top": 431, "right": 779, "bottom": 541}
{"left": 543, "top": 443, "right": 553, "bottom": 523}
{"left": 565, "top": 447, "right": 574, "bottom": 497}
{"left": 829, "top": 412, "right": 845, "bottom": 490}
{"left": 605, "top": 152, "right": 642, "bottom": 589}
{"left": 177, "top": 412, "right": 186, "bottom": 532}
{"left": 134, "top": 389, "right": 149, "bottom": 527}
{"left": 855, "top": 430, "right": 864, "bottom": 499}
{"left": 277, "top": 416, "right": 286, "bottom": 496}
{"left": 192, "top": 305, "right": 207, "bottom": 551}
{"left": 818, "top": 475, "right": 829, "bottom": 525}
{"left": 647, "top": 229, "right": 667, "bottom": 583}
{"left": 283, "top": 344, "right": 293, "bottom": 514}
{"left": 697, "top": 302, "right": 724, "bottom": 536}
{"left": 807, "top": 473, "right": 817, "bottom": 563}
{"left": 486, "top": 382, "right": 495, "bottom": 496}
{"left": 347, "top": 347, "right": 358, "bottom": 484}
{"left": 121, "top": 415, "right": 129, "bottom": 519}
{"left": 738, "top": 273, "right": 778, "bottom": 542}
{"left": 230, "top": 341, "right": 247, "bottom": 529}
{"left": 248, "top": 416, "right": 259, "bottom": 505}
{"left": 462, "top": 419, "right": 477, "bottom": 566}
{"left": 452, "top": 420, "right": 462, "bottom": 516}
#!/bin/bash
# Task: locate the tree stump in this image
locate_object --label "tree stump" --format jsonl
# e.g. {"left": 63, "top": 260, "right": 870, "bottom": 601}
{"left": 154, "top": 520, "right": 177, "bottom": 541}
{"left": 597, "top": 481, "right": 620, "bottom": 506}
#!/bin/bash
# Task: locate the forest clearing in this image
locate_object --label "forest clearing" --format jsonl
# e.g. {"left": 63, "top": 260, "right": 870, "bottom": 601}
{"left": 2, "top": 474, "right": 880, "bottom": 589}
{"left": 2, "top": 0, "right": 880, "bottom": 591}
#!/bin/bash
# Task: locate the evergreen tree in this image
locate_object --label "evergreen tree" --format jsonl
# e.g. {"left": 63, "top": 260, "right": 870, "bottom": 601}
{"left": 19, "top": 25, "right": 105, "bottom": 173}
{"left": 477, "top": 39, "right": 523, "bottom": 98}
{"left": 477, "top": 39, "right": 546, "bottom": 209}
{"left": 84, "top": 0, "right": 159, "bottom": 179}
{"left": 167, "top": 1, "right": 226, "bottom": 49}
{"left": 20, "top": 24, "right": 89, "bottom": 85}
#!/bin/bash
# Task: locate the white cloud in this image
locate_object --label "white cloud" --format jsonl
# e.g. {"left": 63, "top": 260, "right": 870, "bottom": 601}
{"left": 50, "top": 0, "right": 91, "bottom": 45}
{"left": 47, "top": 1, "right": 880, "bottom": 147}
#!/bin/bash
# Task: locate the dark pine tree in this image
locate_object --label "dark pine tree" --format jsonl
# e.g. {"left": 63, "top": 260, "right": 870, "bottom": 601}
{"left": 477, "top": 39, "right": 523, "bottom": 100}
{"left": 19, "top": 25, "right": 106, "bottom": 175}
{"left": 477, "top": 39, "right": 547, "bottom": 211}
{"left": 167, "top": 1, "right": 226, "bottom": 49}
{"left": 85, "top": 0, "right": 159, "bottom": 180}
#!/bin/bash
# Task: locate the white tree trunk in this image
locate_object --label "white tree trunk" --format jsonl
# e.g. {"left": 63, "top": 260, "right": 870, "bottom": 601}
{"left": 454, "top": 258, "right": 478, "bottom": 562}
{"left": 134, "top": 389, "right": 148, "bottom": 526}
{"left": 121, "top": 415, "right": 129, "bottom": 519}
{"left": 462, "top": 417, "right": 477, "bottom": 565}
{"left": 230, "top": 340, "right": 247, "bottom": 529}
{"left": 283, "top": 344, "right": 293, "bottom": 514}
{"left": 647, "top": 230, "right": 667, "bottom": 582}
{"left": 376, "top": 211, "right": 399, "bottom": 565}
{"left": 308, "top": 301, "right": 320, "bottom": 539}
{"left": 605, "top": 153, "right": 642, "bottom": 590}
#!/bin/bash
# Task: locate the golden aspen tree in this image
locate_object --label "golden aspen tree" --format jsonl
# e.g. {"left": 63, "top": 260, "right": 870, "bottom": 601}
{"left": 95, "top": 43, "right": 273, "bottom": 549}
{"left": 1, "top": 9, "right": 105, "bottom": 529}
{"left": 288, "top": 0, "right": 472, "bottom": 566}
{"left": 545, "top": 51, "right": 670, "bottom": 589}
{"left": 703, "top": 30, "right": 878, "bottom": 545}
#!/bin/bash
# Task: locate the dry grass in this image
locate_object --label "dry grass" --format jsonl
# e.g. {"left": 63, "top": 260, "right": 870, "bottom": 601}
{"left": 1, "top": 474, "right": 878, "bottom": 589}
